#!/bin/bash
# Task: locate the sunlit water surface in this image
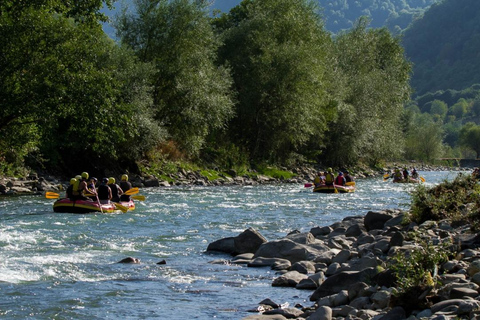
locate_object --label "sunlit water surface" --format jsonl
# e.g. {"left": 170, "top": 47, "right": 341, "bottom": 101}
{"left": 0, "top": 171, "right": 462, "bottom": 319}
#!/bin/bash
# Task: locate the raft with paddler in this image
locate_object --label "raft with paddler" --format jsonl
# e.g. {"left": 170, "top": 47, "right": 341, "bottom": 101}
{"left": 383, "top": 167, "right": 425, "bottom": 184}
{"left": 45, "top": 172, "right": 145, "bottom": 214}
{"left": 305, "top": 168, "right": 356, "bottom": 193}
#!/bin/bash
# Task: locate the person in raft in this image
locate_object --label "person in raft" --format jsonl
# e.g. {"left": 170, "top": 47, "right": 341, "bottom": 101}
{"left": 72, "top": 172, "right": 91, "bottom": 201}
{"left": 97, "top": 178, "right": 112, "bottom": 204}
{"left": 119, "top": 174, "right": 132, "bottom": 202}
{"left": 335, "top": 172, "right": 346, "bottom": 186}
{"left": 344, "top": 170, "right": 354, "bottom": 183}
{"left": 66, "top": 177, "right": 76, "bottom": 200}
{"left": 313, "top": 172, "right": 324, "bottom": 187}
{"left": 324, "top": 168, "right": 335, "bottom": 186}
{"left": 392, "top": 168, "right": 403, "bottom": 182}
{"left": 108, "top": 177, "right": 123, "bottom": 203}
{"left": 86, "top": 177, "right": 98, "bottom": 201}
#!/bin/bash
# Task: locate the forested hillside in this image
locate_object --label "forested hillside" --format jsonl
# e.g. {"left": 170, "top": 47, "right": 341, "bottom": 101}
{"left": 103, "top": 0, "right": 437, "bottom": 35}
{"left": 402, "top": 0, "right": 480, "bottom": 96}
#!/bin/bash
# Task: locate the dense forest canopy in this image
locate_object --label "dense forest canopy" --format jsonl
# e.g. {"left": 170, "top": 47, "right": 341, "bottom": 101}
{"left": 2, "top": 0, "right": 480, "bottom": 177}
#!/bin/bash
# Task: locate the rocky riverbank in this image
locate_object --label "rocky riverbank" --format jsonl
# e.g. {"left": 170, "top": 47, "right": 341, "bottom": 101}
{"left": 207, "top": 208, "right": 480, "bottom": 320}
{"left": 0, "top": 164, "right": 463, "bottom": 196}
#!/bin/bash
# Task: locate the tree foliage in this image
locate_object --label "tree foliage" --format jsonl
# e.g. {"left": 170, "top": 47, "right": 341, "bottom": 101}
{"left": 459, "top": 122, "right": 480, "bottom": 158}
{"left": 116, "top": 0, "right": 235, "bottom": 157}
{"left": 216, "top": 0, "right": 336, "bottom": 163}
{"left": 325, "top": 18, "right": 412, "bottom": 166}
{"left": 0, "top": 1, "right": 159, "bottom": 173}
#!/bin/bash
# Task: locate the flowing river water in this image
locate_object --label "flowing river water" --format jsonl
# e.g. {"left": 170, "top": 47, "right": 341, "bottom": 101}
{"left": 0, "top": 171, "right": 463, "bottom": 319}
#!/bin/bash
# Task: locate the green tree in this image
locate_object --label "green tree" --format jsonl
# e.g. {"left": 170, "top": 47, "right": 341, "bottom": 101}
{"left": 449, "top": 98, "right": 468, "bottom": 119}
{"left": 217, "top": 0, "right": 336, "bottom": 162}
{"left": 459, "top": 122, "right": 480, "bottom": 158}
{"left": 404, "top": 113, "right": 444, "bottom": 161}
{"left": 325, "top": 17, "right": 412, "bottom": 166}
{"left": 116, "top": 0, "right": 234, "bottom": 157}
{"left": 430, "top": 100, "right": 448, "bottom": 121}
{"left": 0, "top": 2, "right": 159, "bottom": 172}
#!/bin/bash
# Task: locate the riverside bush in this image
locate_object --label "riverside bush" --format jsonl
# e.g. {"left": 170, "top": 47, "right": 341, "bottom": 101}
{"left": 388, "top": 234, "right": 451, "bottom": 313}
{"left": 408, "top": 173, "right": 480, "bottom": 228}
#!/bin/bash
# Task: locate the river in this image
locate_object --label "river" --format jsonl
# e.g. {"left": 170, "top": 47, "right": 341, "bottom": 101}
{"left": 0, "top": 171, "right": 462, "bottom": 319}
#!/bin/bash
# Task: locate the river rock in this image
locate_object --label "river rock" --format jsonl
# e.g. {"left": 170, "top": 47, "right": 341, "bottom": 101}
{"left": 241, "top": 315, "right": 288, "bottom": 320}
{"left": 310, "top": 268, "right": 379, "bottom": 301}
{"left": 307, "top": 306, "right": 332, "bottom": 320}
{"left": 253, "top": 239, "right": 324, "bottom": 263}
{"left": 364, "top": 211, "right": 395, "bottom": 231}
{"left": 234, "top": 228, "right": 268, "bottom": 255}
{"left": 290, "top": 260, "right": 315, "bottom": 274}
{"left": 248, "top": 257, "right": 291, "bottom": 268}
{"left": 207, "top": 236, "right": 235, "bottom": 254}
{"left": 272, "top": 271, "right": 308, "bottom": 287}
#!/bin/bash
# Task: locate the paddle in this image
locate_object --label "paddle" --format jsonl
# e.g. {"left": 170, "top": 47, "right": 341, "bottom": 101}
{"left": 346, "top": 181, "right": 356, "bottom": 186}
{"left": 304, "top": 183, "right": 313, "bottom": 188}
{"left": 383, "top": 173, "right": 391, "bottom": 181}
{"left": 132, "top": 195, "right": 146, "bottom": 201}
{"left": 420, "top": 176, "right": 426, "bottom": 183}
{"left": 113, "top": 202, "right": 129, "bottom": 213}
{"left": 45, "top": 191, "right": 60, "bottom": 199}
{"left": 124, "top": 187, "right": 139, "bottom": 195}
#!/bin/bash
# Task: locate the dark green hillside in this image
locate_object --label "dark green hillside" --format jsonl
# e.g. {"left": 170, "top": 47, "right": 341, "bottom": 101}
{"left": 322, "top": 0, "right": 438, "bottom": 34}
{"left": 403, "top": 0, "right": 480, "bottom": 96}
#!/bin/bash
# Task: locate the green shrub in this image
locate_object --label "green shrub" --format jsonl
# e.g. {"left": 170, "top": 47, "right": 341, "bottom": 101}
{"left": 408, "top": 173, "right": 480, "bottom": 226}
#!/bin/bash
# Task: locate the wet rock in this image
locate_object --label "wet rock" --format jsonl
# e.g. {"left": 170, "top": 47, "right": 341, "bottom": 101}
{"left": 234, "top": 228, "right": 268, "bottom": 255}
{"left": 364, "top": 211, "right": 395, "bottom": 231}
{"left": 307, "top": 306, "right": 332, "bottom": 320}
{"left": 310, "top": 268, "right": 379, "bottom": 301}
{"left": 272, "top": 271, "right": 308, "bottom": 287}
{"left": 118, "top": 257, "right": 140, "bottom": 264}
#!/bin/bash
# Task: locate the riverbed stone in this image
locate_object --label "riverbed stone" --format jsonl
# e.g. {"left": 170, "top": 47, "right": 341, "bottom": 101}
{"left": 307, "top": 306, "right": 332, "bottom": 320}
{"left": 206, "top": 237, "right": 235, "bottom": 254}
{"left": 241, "top": 315, "right": 288, "bottom": 320}
{"left": 234, "top": 228, "right": 268, "bottom": 255}
{"left": 290, "top": 260, "right": 315, "bottom": 274}
{"left": 248, "top": 257, "right": 291, "bottom": 268}
{"left": 253, "top": 239, "right": 324, "bottom": 263}
{"left": 364, "top": 211, "right": 394, "bottom": 231}
{"left": 310, "top": 268, "right": 379, "bottom": 301}
{"left": 272, "top": 270, "right": 308, "bottom": 287}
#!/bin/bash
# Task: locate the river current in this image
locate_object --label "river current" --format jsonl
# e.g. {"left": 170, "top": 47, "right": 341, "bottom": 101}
{"left": 0, "top": 171, "right": 462, "bottom": 319}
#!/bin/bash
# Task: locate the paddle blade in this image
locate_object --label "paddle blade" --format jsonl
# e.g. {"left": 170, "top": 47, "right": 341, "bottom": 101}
{"left": 45, "top": 192, "right": 60, "bottom": 199}
{"left": 132, "top": 195, "right": 146, "bottom": 201}
{"left": 113, "top": 203, "right": 129, "bottom": 213}
{"left": 346, "top": 181, "right": 356, "bottom": 186}
{"left": 383, "top": 173, "right": 391, "bottom": 179}
{"left": 304, "top": 183, "right": 313, "bottom": 188}
{"left": 125, "top": 187, "right": 139, "bottom": 195}
{"left": 420, "top": 176, "right": 426, "bottom": 183}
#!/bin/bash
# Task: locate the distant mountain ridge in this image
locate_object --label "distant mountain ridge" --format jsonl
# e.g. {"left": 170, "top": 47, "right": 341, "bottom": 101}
{"left": 103, "top": 0, "right": 437, "bottom": 36}
{"left": 402, "top": 0, "right": 480, "bottom": 96}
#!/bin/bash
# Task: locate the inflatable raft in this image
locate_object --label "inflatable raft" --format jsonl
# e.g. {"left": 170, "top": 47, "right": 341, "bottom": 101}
{"left": 313, "top": 183, "right": 355, "bottom": 193}
{"left": 53, "top": 198, "right": 135, "bottom": 213}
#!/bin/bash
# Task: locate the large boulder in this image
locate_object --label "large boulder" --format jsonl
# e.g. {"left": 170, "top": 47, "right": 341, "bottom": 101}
{"left": 234, "top": 228, "right": 268, "bottom": 254}
{"left": 207, "top": 228, "right": 267, "bottom": 255}
{"left": 364, "top": 211, "right": 395, "bottom": 231}
{"left": 253, "top": 239, "right": 326, "bottom": 264}
{"left": 310, "top": 268, "right": 380, "bottom": 301}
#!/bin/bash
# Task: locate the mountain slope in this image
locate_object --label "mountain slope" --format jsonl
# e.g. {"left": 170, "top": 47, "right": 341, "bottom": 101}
{"left": 103, "top": 0, "right": 436, "bottom": 35}
{"left": 402, "top": 0, "right": 480, "bottom": 96}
